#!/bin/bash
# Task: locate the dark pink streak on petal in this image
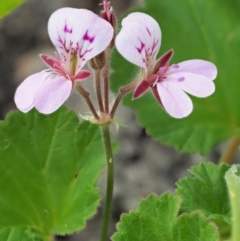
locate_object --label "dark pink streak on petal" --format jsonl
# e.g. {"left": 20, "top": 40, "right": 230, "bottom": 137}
{"left": 146, "top": 27, "right": 151, "bottom": 36}
{"left": 78, "top": 45, "right": 93, "bottom": 61}
{"left": 57, "top": 35, "right": 73, "bottom": 53}
{"left": 136, "top": 41, "right": 145, "bottom": 54}
{"left": 64, "top": 22, "right": 73, "bottom": 34}
{"left": 151, "top": 38, "right": 159, "bottom": 56}
{"left": 133, "top": 80, "right": 150, "bottom": 99}
{"left": 83, "top": 30, "right": 95, "bottom": 43}
{"left": 144, "top": 38, "right": 159, "bottom": 58}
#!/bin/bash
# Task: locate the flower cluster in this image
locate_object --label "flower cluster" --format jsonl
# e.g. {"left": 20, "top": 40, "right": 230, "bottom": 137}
{"left": 14, "top": 2, "right": 217, "bottom": 119}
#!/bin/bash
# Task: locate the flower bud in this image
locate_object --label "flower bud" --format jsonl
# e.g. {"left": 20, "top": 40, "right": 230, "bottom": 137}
{"left": 100, "top": 1, "right": 117, "bottom": 48}
{"left": 89, "top": 51, "right": 106, "bottom": 70}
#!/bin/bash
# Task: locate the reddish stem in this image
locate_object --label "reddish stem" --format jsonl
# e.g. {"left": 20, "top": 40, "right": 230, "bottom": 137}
{"left": 75, "top": 84, "right": 100, "bottom": 120}
{"left": 95, "top": 70, "right": 104, "bottom": 113}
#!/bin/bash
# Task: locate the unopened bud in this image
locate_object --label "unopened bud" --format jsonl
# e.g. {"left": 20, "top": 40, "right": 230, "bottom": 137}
{"left": 89, "top": 51, "right": 106, "bottom": 70}
{"left": 100, "top": 1, "right": 117, "bottom": 48}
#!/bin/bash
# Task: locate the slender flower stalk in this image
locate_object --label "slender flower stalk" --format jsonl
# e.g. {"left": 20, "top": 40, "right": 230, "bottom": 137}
{"left": 103, "top": 66, "right": 109, "bottom": 114}
{"left": 95, "top": 70, "right": 104, "bottom": 113}
{"left": 110, "top": 80, "right": 138, "bottom": 118}
{"left": 100, "top": 125, "right": 114, "bottom": 241}
{"left": 102, "top": 49, "right": 110, "bottom": 114}
{"left": 75, "top": 83, "right": 100, "bottom": 120}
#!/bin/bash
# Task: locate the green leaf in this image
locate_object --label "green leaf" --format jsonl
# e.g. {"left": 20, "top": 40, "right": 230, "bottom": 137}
{"left": 176, "top": 163, "right": 231, "bottom": 239}
{"left": 0, "top": 0, "right": 25, "bottom": 19}
{"left": 0, "top": 107, "right": 107, "bottom": 238}
{"left": 112, "top": 193, "right": 219, "bottom": 241}
{"left": 0, "top": 227, "right": 44, "bottom": 241}
{"left": 225, "top": 165, "right": 240, "bottom": 241}
{"left": 110, "top": 0, "right": 240, "bottom": 154}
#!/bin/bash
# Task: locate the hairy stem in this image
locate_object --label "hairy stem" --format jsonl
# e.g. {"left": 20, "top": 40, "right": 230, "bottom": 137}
{"left": 102, "top": 63, "right": 109, "bottom": 114}
{"left": 75, "top": 84, "right": 100, "bottom": 120}
{"left": 110, "top": 92, "right": 124, "bottom": 118}
{"left": 100, "top": 126, "right": 114, "bottom": 241}
{"left": 102, "top": 48, "right": 111, "bottom": 114}
{"left": 110, "top": 81, "right": 137, "bottom": 118}
{"left": 219, "top": 137, "right": 240, "bottom": 164}
{"left": 95, "top": 70, "right": 104, "bottom": 113}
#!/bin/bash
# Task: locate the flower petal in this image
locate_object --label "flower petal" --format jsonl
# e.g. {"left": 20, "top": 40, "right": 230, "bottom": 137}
{"left": 14, "top": 72, "right": 47, "bottom": 112}
{"left": 34, "top": 76, "right": 72, "bottom": 114}
{"left": 156, "top": 81, "right": 193, "bottom": 118}
{"left": 166, "top": 72, "right": 215, "bottom": 97}
{"left": 115, "top": 12, "right": 161, "bottom": 70}
{"left": 168, "top": 60, "right": 217, "bottom": 80}
{"left": 48, "top": 8, "right": 114, "bottom": 72}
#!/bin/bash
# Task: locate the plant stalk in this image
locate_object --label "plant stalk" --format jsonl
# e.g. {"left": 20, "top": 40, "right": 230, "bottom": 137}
{"left": 219, "top": 137, "right": 240, "bottom": 164}
{"left": 110, "top": 81, "right": 137, "bottom": 118}
{"left": 102, "top": 49, "right": 110, "bottom": 114}
{"left": 75, "top": 84, "right": 100, "bottom": 120}
{"left": 100, "top": 125, "right": 114, "bottom": 241}
{"left": 95, "top": 70, "right": 104, "bottom": 113}
{"left": 102, "top": 65, "right": 109, "bottom": 114}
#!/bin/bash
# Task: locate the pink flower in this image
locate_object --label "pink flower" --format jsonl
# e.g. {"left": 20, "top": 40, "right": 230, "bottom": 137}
{"left": 115, "top": 12, "right": 217, "bottom": 118}
{"left": 15, "top": 8, "right": 113, "bottom": 114}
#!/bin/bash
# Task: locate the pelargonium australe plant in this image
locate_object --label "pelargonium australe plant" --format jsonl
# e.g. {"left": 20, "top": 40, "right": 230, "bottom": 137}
{"left": 1, "top": 0, "right": 240, "bottom": 241}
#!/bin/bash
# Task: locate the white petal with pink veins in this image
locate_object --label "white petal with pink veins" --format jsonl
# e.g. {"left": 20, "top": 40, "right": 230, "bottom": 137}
{"left": 33, "top": 76, "right": 72, "bottom": 114}
{"left": 48, "top": 8, "right": 113, "bottom": 72}
{"left": 157, "top": 81, "right": 193, "bottom": 119}
{"left": 167, "top": 60, "right": 217, "bottom": 80}
{"left": 116, "top": 12, "right": 161, "bottom": 69}
{"left": 122, "top": 12, "right": 161, "bottom": 36}
{"left": 14, "top": 72, "right": 47, "bottom": 112}
{"left": 166, "top": 72, "right": 215, "bottom": 97}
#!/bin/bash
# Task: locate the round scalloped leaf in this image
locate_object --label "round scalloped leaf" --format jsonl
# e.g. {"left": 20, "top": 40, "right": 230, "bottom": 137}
{"left": 0, "top": 107, "right": 107, "bottom": 237}
{"left": 112, "top": 193, "right": 219, "bottom": 241}
{"left": 176, "top": 162, "right": 231, "bottom": 239}
{"left": 110, "top": 0, "right": 240, "bottom": 154}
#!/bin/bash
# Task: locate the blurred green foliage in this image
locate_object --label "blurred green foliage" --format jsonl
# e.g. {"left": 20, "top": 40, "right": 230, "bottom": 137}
{"left": 0, "top": 0, "right": 25, "bottom": 19}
